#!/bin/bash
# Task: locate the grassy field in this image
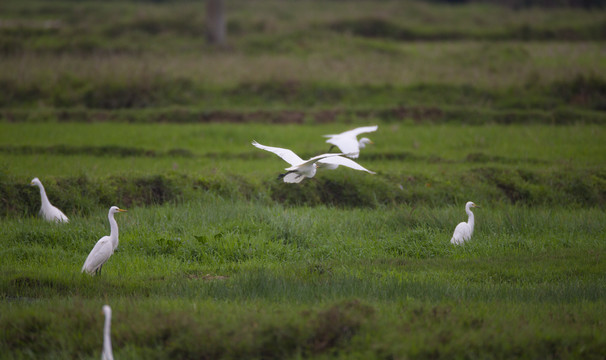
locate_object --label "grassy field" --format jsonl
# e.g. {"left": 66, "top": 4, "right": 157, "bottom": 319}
{"left": 2, "top": 200, "right": 606, "bottom": 358}
{"left": 1, "top": 122, "right": 604, "bottom": 214}
{"left": 1, "top": 0, "right": 606, "bottom": 359}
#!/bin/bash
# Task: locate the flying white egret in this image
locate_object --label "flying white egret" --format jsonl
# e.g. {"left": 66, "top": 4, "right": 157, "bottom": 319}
{"left": 252, "top": 141, "right": 375, "bottom": 183}
{"left": 101, "top": 305, "right": 114, "bottom": 360}
{"left": 30, "top": 177, "right": 69, "bottom": 223}
{"left": 323, "top": 125, "right": 378, "bottom": 159}
{"left": 81, "top": 206, "right": 127, "bottom": 275}
{"left": 450, "top": 201, "right": 479, "bottom": 245}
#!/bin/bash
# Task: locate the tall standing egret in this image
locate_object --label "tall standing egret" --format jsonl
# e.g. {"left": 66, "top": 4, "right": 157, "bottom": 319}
{"left": 323, "top": 125, "right": 378, "bottom": 159}
{"left": 101, "top": 305, "right": 114, "bottom": 360}
{"left": 450, "top": 201, "right": 479, "bottom": 245}
{"left": 252, "top": 141, "right": 375, "bottom": 183}
{"left": 30, "top": 177, "right": 69, "bottom": 223}
{"left": 81, "top": 206, "right": 127, "bottom": 275}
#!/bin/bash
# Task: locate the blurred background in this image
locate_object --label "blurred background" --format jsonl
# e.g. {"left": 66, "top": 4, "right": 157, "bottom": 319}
{"left": 1, "top": 0, "right": 605, "bottom": 118}
{"left": 1, "top": 0, "right": 605, "bottom": 212}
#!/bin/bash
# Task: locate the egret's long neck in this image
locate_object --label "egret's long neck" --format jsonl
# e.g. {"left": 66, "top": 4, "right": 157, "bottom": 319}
{"left": 37, "top": 184, "right": 51, "bottom": 207}
{"left": 466, "top": 208, "right": 475, "bottom": 233}
{"left": 103, "top": 312, "right": 114, "bottom": 360}
{"left": 108, "top": 212, "right": 119, "bottom": 246}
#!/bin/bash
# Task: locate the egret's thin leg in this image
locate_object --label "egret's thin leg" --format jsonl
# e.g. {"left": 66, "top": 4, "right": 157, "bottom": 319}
{"left": 277, "top": 170, "right": 296, "bottom": 180}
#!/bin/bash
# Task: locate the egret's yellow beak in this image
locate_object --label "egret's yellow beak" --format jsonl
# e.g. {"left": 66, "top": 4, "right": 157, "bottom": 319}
{"left": 472, "top": 204, "right": 480, "bottom": 208}
{"left": 117, "top": 208, "right": 127, "bottom": 212}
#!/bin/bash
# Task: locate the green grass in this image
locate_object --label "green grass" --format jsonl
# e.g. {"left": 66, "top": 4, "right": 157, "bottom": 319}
{"left": 1, "top": 123, "right": 604, "bottom": 212}
{"left": 1, "top": 0, "right": 605, "bottom": 118}
{"left": 1, "top": 200, "right": 605, "bottom": 358}
{"left": 1, "top": 0, "right": 606, "bottom": 358}
{"left": 1, "top": 122, "right": 604, "bottom": 166}
{"left": 3, "top": 298, "right": 603, "bottom": 359}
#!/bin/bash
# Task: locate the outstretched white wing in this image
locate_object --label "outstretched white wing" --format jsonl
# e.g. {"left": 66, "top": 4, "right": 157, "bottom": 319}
{"left": 252, "top": 141, "right": 304, "bottom": 166}
{"left": 323, "top": 125, "right": 378, "bottom": 158}
{"left": 324, "top": 125, "right": 378, "bottom": 139}
{"left": 340, "top": 125, "right": 378, "bottom": 137}
{"left": 317, "top": 156, "right": 376, "bottom": 174}
{"left": 324, "top": 137, "right": 359, "bottom": 157}
{"left": 286, "top": 153, "right": 344, "bottom": 171}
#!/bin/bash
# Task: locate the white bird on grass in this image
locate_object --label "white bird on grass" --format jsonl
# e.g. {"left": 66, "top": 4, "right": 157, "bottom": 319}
{"left": 82, "top": 206, "right": 127, "bottom": 275}
{"left": 323, "top": 125, "right": 378, "bottom": 159}
{"left": 101, "top": 305, "right": 114, "bottom": 360}
{"left": 30, "top": 177, "right": 69, "bottom": 223}
{"left": 252, "top": 140, "right": 375, "bottom": 183}
{"left": 450, "top": 201, "right": 479, "bottom": 245}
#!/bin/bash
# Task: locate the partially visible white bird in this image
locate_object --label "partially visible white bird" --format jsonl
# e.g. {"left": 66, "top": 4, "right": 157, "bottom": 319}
{"left": 30, "top": 177, "right": 69, "bottom": 223}
{"left": 82, "top": 206, "right": 127, "bottom": 275}
{"left": 101, "top": 305, "right": 114, "bottom": 360}
{"left": 323, "top": 125, "right": 378, "bottom": 158}
{"left": 252, "top": 141, "right": 375, "bottom": 183}
{"left": 450, "top": 201, "right": 479, "bottom": 245}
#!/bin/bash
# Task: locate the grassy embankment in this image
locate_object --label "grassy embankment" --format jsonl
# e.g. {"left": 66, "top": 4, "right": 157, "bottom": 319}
{"left": 1, "top": 122, "right": 605, "bottom": 214}
{"left": 1, "top": 0, "right": 605, "bottom": 358}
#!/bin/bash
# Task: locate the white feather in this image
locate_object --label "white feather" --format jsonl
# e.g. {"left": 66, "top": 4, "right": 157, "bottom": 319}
{"left": 283, "top": 172, "right": 306, "bottom": 183}
{"left": 101, "top": 305, "right": 114, "bottom": 360}
{"left": 450, "top": 202, "right": 478, "bottom": 245}
{"left": 251, "top": 141, "right": 303, "bottom": 166}
{"left": 253, "top": 140, "right": 372, "bottom": 183}
{"left": 30, "top": 177, "right": 69, "bottom": 223}
{"left": 81, "top": 237, "right": 113, "bottom": 274}
{"left": 317, "top": 156, "right": 376, "bottom": 174}
{"left": 81, "top": 206, "right": 126, "bottom": 275}
{"left": 323, "top": 125, "right": 378, "bottom": 158}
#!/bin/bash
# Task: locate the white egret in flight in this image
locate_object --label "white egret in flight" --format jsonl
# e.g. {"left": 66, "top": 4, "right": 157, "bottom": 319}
{"left": 101, "top": 305, "right": 114, "bottom": 360}
{"left": 323, "top": 125, "right": 378, "bottom": 158}
{"left": 82, "top": 206, "right": 127, "bottom": 275}
{"left": 252, "top": 141, "right": 375, "bottom": 183}
{"left": 30, "top": 177, "right": 69, "bottom": 223}
{"left": 450, "top": 201, "right": 479, "bottom": 245}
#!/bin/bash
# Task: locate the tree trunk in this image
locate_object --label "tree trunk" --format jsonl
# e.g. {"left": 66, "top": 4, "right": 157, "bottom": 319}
{"left": 206, "top": 0, "right": 226, "bottom": 46}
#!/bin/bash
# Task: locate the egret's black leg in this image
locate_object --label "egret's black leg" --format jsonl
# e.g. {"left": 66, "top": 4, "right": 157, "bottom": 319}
{"left": 277, "top": 170, "right": 296, "bottom": 180}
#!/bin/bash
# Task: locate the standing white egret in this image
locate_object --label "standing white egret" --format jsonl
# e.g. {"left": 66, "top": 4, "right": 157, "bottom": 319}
{"left": 450, "top": 201, "right": 479, "bottom": 245}
{"left": 81, "top": 206, "right": 127, "bottom": 275}
{"left": 252, "top": 141, "right": 375, "bottom": 183}
{"left": 101, "top": 305, "right": 114, "bottom": 360}
{"left": 323, "top": 125, "right": 378, "bottom": 159}
{"left": 30, "top": 177, "right": 69, "bottom": 223}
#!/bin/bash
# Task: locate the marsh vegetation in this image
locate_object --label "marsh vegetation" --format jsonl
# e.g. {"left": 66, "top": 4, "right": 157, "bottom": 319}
{"left": 1, "top": 0, "right": 605, "bottom": 358}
